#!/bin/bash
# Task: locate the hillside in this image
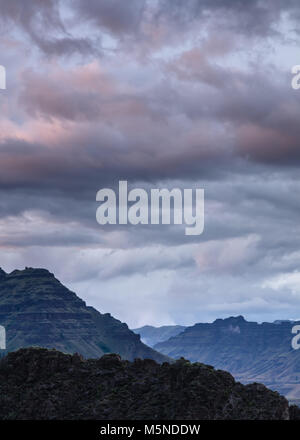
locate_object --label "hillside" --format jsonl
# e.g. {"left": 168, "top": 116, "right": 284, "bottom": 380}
{"left": 154, "top": 316, "right": 300, "bottom": 399}
{"left": 0, "top": 267, "right": 167, "bottom": 362}
{"left": 0, "top": 347, "right": 295, "bottom": 420}
{"left": 132, "top": 325, "right": 186, "bottom": 347}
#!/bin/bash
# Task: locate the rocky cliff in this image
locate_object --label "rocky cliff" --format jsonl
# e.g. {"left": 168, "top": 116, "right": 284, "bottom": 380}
{"left": 0, "top": 267, "right": 167, "bottom": 362}
{"left": 0, "top": 347, "right": 294, "bottom": 420}
{"left": 154, "top": 316, "right": 300, "bottom": 400}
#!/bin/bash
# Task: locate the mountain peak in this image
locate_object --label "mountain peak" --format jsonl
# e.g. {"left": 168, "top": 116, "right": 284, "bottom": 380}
{"left": 213, "top": 315, "right": 246, "bottom": 325}
{"left": 0, "top": 268, "right": 7, "bottom": 279}
{"left": 154, "top": 315, "right": 300, "bottom": 399}
{"left": 8, "top": 267, "right": 55, "bottom": 279}
{"left": 0, "top": 267, "right": 168, "bottom": 363}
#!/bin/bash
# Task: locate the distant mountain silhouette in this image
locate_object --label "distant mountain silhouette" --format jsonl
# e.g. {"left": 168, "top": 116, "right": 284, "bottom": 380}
{"left": 0, "top": 267, "right": 168, "bottom": 362}
{"left": 154, "top": 316, "right": 300, "bottom": 400}
{"left": 132, "top": 325, "right": 186, "bottom": 347}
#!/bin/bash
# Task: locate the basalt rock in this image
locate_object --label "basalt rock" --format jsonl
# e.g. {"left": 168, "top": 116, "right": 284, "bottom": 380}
{"left": 0, "top": 348, "right": 292, "bottom": 420}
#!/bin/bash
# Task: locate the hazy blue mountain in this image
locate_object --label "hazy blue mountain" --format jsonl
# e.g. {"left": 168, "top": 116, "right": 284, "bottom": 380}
{"left": 154, "top": 316, "right": 300, "bottom": 400}
{"left": 132, "top": 325, "right": 186, "bottom": 347}
{"left": 0, "top": 267, "right": 168, "bottom": 362}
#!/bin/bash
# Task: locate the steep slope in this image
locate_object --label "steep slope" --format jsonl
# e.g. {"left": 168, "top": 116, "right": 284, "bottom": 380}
{"left": 154, "top": 316, "right": 300, "bottom": 399}
{"left": 0, "top": 267, "right": 168, "bottom": 362}
{"left": 0, "top": 347, "right": 292, "bottom": 420}
{"left": 132, "top": 325, "right": 186, "bottom": 347}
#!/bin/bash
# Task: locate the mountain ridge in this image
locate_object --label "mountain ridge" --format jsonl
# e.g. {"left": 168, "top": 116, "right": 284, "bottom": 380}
{"left": 154, "top": 315, "right": 300, "bottom": 399}
{"left": 0, "top": 267, "right": 168, "bottom": 363}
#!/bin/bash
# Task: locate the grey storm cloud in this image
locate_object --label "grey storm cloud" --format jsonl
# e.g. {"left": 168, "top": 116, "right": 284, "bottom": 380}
{"left": 75, "top": 0, "right": 146, "bottom": 36}
{"left": 1, "top": 0, "right": 300, "bottom": 56}
{"left": 155, "top": 0, "right": 300, "bottom": 35}
{"left": 0, "top": 0, "right": 95, "bottom": 55}
{"left": 73, "top": 0, "right": 300, "bottom": 42}
{"left": 1, "top": 0, "right": 300, "bottom": 325}
{"left": 13, "top": 61, "right": 300, "bottom": 186}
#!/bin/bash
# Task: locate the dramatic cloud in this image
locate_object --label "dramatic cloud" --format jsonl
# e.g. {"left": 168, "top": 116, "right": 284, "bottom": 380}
{"left": 0, "top": 0, "right": 300, "bottom": 326}
{"left": 0, "top": 0, "right": 95, "bottom": 55}
{"left": 75, "top": 0, "right": 146, "bottom": 36}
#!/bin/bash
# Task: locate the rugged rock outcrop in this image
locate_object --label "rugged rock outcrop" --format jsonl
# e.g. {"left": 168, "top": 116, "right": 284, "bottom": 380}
{"left": 0, "top": 347, "right": 293, "bottom": 420}
{"left": 154, "top": 316, "right": 300, "bottom": 400}
{"left": 132, "top": 325, "right": 186, "bottom": 347}
{"left": 0, "top": 267, "right": 167, "bottom": 362}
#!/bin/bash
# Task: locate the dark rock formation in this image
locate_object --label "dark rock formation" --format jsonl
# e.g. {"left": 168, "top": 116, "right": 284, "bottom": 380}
{"left": 0, "top": 347, "right": 292, "bottom": 420}
{"left": 132, "top": 325, "right": 186, "bottom": 347}
{"left": 154, "top": 316, "right": 300, "bottom": 399}
{"left": 0, "top": 267, "right": 167, "bottom": 362}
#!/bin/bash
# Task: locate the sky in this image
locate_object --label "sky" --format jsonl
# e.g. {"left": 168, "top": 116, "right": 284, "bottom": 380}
{"left": 1, "top": 0, "right": 300, "bottom": 328}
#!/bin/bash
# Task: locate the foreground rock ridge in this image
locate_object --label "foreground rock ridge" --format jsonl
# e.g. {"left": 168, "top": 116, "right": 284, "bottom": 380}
{"left": 0, "top": 267, "right": 167, "bottom": 362}
{"left": 0, "top": 347, "right": 298, "bottom": 420}
{"left": 154, "top": 316, "right": 300, "bottom": 400}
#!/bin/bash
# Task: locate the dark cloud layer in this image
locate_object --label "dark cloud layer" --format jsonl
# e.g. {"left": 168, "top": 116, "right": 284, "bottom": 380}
{"left": 0, "top": 0, "right": 95, "bottom": 55}
{"left": 75, "top": 0, "right": 146, "bottom": 36}
{"left": 2, "top": 0, "right": 300, "bottom": 55}
{"left": 1, "top": 0, "right": 300, "bottom": 326}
